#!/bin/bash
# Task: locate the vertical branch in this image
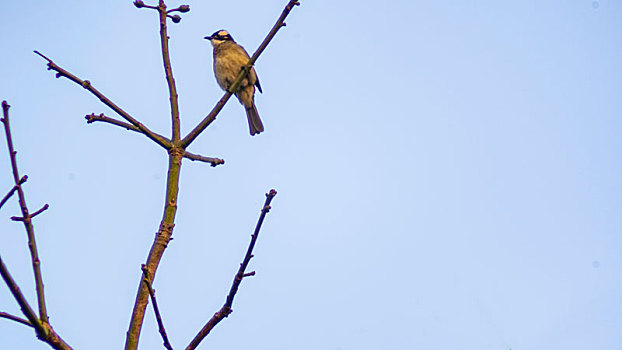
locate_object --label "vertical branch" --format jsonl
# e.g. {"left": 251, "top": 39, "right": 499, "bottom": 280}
{"left": 157, "top": 0, "right": 181, "bottom": 142}
{"left": 125, "top": 147, "right": 183, "bottom": 350}
{"left": 1, "top": 101, "right": 48, "bottom": 323}
{"left": 0, "top": 101, "right": 73, "bottom": 350}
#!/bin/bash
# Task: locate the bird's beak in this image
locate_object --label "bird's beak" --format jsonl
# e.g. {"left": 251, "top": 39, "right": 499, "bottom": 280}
{"left": 204, "top": 36, "right": 212, "bottom": 40}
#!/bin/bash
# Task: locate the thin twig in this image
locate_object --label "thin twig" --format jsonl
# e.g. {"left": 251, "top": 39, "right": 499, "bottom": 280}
{"left": 141, "top": 265, "right": 174, "bottom": 350}
{"left": 85, "top": 114, "right": 224, "bottom": 166}
{"left": 185, "top": 189, "right": 277, "bottom": 350}
{"left": 86, "top": 113, "right": 141, "bottom": 132}
{"left": 1, "top": 101, "right": 48, "bottom": 323}
{"left": 0, "top": 311, "right": 33, "bottom": 328}
{"left": 0, "top": 175, "right": 27, "bottom": 210}
{"left": 33, "top": 51, "right": 171, "bottom": 150}
{"left": 182, "top": 151, "right": 225, "bottom": 167}
{"left": 155, "top": 1, "right": 181, "bottom": 142}
{"left": 180, "top": 0, "right": 301, "bottom": 148}
{"left": 12, "top": 204, "right": 50, "bottom": 222}
{"left": 0, "top": 255, "right": 44, "bottom": 333}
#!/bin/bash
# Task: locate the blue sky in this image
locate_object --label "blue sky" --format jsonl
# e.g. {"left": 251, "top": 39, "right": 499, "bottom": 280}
{"left": 1, "top": 1, "right": 621, "bottom": 349}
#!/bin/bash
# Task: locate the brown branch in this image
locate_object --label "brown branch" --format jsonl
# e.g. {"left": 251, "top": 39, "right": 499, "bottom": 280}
{"left": 185, "top": 189, "right": 277, "bottom": 350}
{"left": 33, "top": 51, "right": 171, "bottom": 150}
{"left": 86, "top": 113, "right": 141, "bottom": 132}
{"left": 0, "top": 175, "right": 27, "bottom": 210}
{"left": 125, "top": 150, "right": 183, "bottom": 350}
{"left": 85, "top": 114, "right": 224, "bottom": 166}
{"left": 180, "top": 0, "right": 302, "bottom": 148}
{"left": 0, "top": 101, "right": 73, "bottom": 350}
{"left": 0, "top": 255, "right": 44, "bottom": 334}
{"left": 12, "top": 204, "right": 50, "bottom": 222}
{"left": 156, "top": 0, "right": 181, "bottom": 142}
{"left": 141, "top": 265, "right": 174, "bottom": 350}
{"left": 182, "top": 151, "right": 225, "bottom": 167}
{"left": 1, "top": 101, "right": 48, "bottom": 323}
{"left": 0, "top": 312, "right": 33, "bottom": 328}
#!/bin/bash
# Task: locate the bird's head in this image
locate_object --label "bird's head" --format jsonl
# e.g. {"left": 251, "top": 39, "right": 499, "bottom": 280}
{"left": 204, "top": 30, "right": 235, "bottom": 46}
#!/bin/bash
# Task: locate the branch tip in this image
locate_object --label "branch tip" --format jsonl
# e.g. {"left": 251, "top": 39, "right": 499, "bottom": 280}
{"left": 33, "top": 50, "right": 52, "bottom": 63}
{"left": 31, "top": 204, "right": 50, "bottom": 218}
{"left": 0, "top": 312, "right": 33, "bottom": 328}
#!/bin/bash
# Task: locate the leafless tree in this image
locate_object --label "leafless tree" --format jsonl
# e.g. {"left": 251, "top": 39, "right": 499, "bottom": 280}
{"left": 0, "top": 1, "right": 300, "bottom": 349}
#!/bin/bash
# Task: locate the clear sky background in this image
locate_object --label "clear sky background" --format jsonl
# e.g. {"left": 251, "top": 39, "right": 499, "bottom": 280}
{"left": 1, "top": 1, "right": 620, "bottom": 349}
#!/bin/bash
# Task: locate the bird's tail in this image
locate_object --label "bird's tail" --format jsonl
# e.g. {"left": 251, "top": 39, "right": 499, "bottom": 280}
{"left": 246, "top": 103, "right": 264, "bottom": 136}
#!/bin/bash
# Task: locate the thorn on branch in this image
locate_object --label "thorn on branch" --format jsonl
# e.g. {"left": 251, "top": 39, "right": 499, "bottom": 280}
{"left": 242, "top": 271, "right": 255, "bottom": 278}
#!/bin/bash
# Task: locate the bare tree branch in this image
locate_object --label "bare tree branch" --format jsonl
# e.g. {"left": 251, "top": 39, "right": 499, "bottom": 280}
{"left": 12, "top": 204, "right": 50, "bottom": 222}
{"left": 1, "top": 101, "right": 48, "bottom": 323}
{"left": 33, "top": 51, "right": 171, "bottom": 150}
{"left": 180, "top": 0, "right": 301, "bottom": 148}
{"left": 186, "top": 189, "right": 277, "bottom": 350}
{"left": 86, "top": 113, "right": 143, "bottom": 132}
{"left": 0, "top": 101, "right": 73, "bottom": 350}
{"left": 125, "top": 0, "right": 186, "bottom": 350}
{"left": 0, "top": 312, "right": 33, "bottom": 328}
{"left": 182, "top": 151, "right": 225, "bottom": 167}
{"left": 141, "top": 265, "right": 174, "bottom": 350}
{"left": 0, "top": 255, "right": 43, "bottom": 332}
{"left": 155, "top": 0, "right": 182, "bottom": 142}
{"left": 85, "top": 114, "right": 224, "bottom": 167}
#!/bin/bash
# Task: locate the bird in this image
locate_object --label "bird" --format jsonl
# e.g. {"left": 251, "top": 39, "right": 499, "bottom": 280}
{"left": 204, "top": 30, "right": 264, "bottom": 136}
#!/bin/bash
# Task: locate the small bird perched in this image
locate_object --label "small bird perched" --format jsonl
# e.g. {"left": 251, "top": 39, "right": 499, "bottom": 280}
{"left": 205, "top": 30, "right": 264, "bottom": 136}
